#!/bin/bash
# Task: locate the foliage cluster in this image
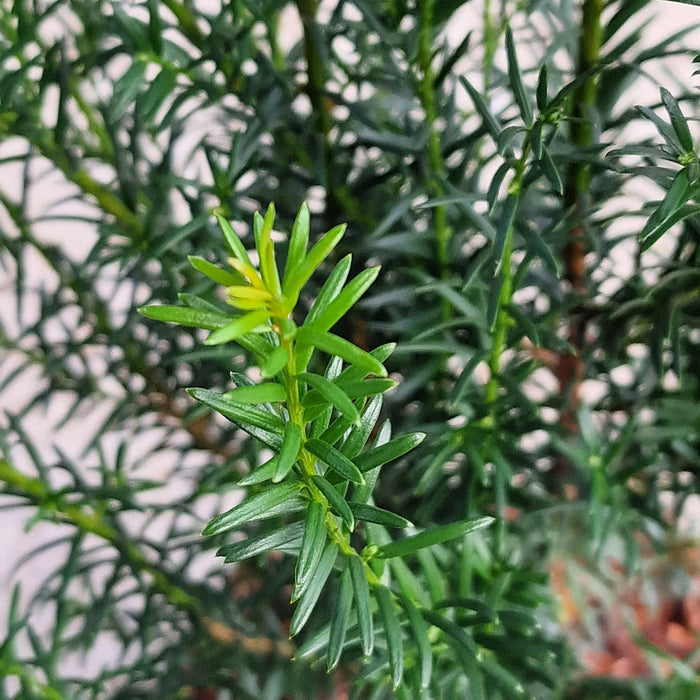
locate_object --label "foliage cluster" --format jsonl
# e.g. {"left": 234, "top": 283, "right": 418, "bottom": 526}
{"left": 0, "top": 0, "right": 699, "bottom": 698}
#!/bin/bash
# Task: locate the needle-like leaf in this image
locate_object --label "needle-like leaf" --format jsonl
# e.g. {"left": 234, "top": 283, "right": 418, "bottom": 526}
{"left": 311, "top": 475, "right": 356, "bottom": 531}
{"left": 216, "top": 213, "right": 253, "bottom": 266}
{"left": 295, "top": 328, "right": 388, "bottom": 377}
{"left": 274, "top": 422, "right": 303, "bottom": 482}
{"left": 348, "top": 556, "right": 374, "bottom": 657}
{"left": 290, "top": 543, "right": 338, "bottom": 637}
{"left": 205, "top": 309, "right": 271, "bottom": 345}
{"left": 374, "top": 517, "right": 494, "bottom": 559}
{"left": 306, "top": 438, "right": 365, "bottom": 485}
{"left": 376, "top": 585, "right": 403, "bottom": 688}
{"left": 216, "top": 522, "right": 305, "bottom": 563}
{"left": 294, "top": 501, "right": 327, "bottom": 600}
{"left": 202, "top": 483, "right": 305, "bottom": 537}
{"left": 138, "top": 305, "right": 231, "bottom": 330}
{"left": 505, "top": 26, "right": 533, "bottom": 127}
{"left": 298, "top": 372, "right": 360, "bottom": 424}
{"left": 284, "top": 201, "right": 310, "bottom": 284}
{"left": 328, "top": 565, "right": 353, "bottom": 670}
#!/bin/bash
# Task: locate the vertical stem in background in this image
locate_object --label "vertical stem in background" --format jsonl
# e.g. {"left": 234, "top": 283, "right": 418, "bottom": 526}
{"left": 559, "top": 0, "right": 603, "bottom": 436}
{"left": 295, "top": 2, "right": 369, "bottom": 229}
{"left": 485, "top": 231, "right": 514, "bottom": 409}
{"left": 418, "top": 0, "right": 451, "bottom": 283}
{"left": 296, "top": 0, "right": 333, "bottom": 193}
{"left": 267, "top": 10, "right": 286, "bottom": 73}
{"left": 485, "top": 144, "right": 528, "bottom": 414}
{"left": 482, "top": 0, "right": 497, "bottom": 92}
{"left": 482, "top": 137, "right": 528, "bottom": 556}
{"left": 484, "top": 226, "right": 514, "bottom": 559}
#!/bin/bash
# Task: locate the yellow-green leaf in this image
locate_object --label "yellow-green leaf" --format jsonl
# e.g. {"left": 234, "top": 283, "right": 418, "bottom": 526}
{"left": 223, "top": 383, "right": 287, "bottom": 404}
{"left": 257, "top": 203, "right": 282, "bottom": 296}
{"left": 188, "top": 255, "right": 242, "bottom": 286}
{"left": 308, "top": 265, "right": 380, "bottom": 332}
{"left": 216, "top": 213, "right": 253, "bottom": 266}
{"left": 228, "top": 257, "right": 266, "bottom": 289}
{"left": 282, "top": 223, "right": 346, "bottom": 306}
{"left": 305, "top": 255, "right": 352, "bottom": 326}
{"left": 261, "top": 345, "right": 289, "bottom": 378}
{"left": 284, "top": 202, "right": 310, "bottom": 285}
{"left": 138, "top": 305, "right": 231, "bottom": 330}
{"left": 295, "top": 327, "right": 387, "bottom": 377}
{"left": 205, "top": 309, "right": 271, "bottom": 345}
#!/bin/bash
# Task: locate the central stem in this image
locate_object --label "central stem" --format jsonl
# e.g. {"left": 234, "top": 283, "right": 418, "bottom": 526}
{"left": 278, "top": 332, "right": 356, "bottom": 558}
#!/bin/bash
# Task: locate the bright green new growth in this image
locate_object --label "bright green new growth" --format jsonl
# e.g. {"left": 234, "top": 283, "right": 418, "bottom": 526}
{"left": 138, "top": 204, "right": 493, "bottom": 683}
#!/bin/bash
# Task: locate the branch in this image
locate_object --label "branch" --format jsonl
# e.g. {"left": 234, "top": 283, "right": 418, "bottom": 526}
{"left": 418, "top": 0, "right": 451, "bottom": 278}
{"left": 560, "top": 0, "right": 603, "bottom": 432}
{"left": 0, "top": 459, "right": 294, "bottom": 659}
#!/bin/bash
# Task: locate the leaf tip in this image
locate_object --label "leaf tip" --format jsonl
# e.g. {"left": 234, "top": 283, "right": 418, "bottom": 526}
{"left": 201, "top": 522, "right": 217, "bottom": 537}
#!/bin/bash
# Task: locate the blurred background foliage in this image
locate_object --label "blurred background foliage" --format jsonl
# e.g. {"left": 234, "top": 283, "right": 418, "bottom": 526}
{"left": 0, "top": 0, "right": 699, "bottom": 697}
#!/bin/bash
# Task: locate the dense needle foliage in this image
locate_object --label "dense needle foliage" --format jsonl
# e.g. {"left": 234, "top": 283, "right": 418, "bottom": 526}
{"left": 1, "top": 1, "right": 699, "bottom": 698}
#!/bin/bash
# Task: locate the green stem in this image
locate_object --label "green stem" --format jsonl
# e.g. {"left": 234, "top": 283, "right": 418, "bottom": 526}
{"left": 161, "top": 0, "right": 205, "bottom": 46}
{"left": 482, "top": 139, "right": 530, "bottom": 557}
{"left": 557, "top": 0, "right": 603, "bottom": 439}
{"left": 0, "top": 459, "right": 295, "bottom": 658}
{"left": 9, "top": 24, "right": 142, "bottom": 237}
{"left": 296, "top": 0, "right": 332, "bottom": 187}
{"left": 571, "top": 0, "right": 603, "bottom": 172}
{"left": 418, "top": 0, "right": 450, "bottom": 279}
{"left": 564, "top": 0, "right": 603, "bottom": 296}
{"left": 282, "top": 336, "right": 304, "bottom": 428}
{"left": 485, "top": 229, "right": 514, "bottom": 408}
{"left": 277, "top": 331, "right": 381, "bottom": 575}
{"left": 0, "top": 661, "right": 66, "bottom": 700}
{"left": 482, "top": 0, "right": 496, "bottom": 92}
{"left": 29, "top": 135, "right": 143, "bottom": 235}
{"left": 267, "top": 10, "right": 286, "bottom": 73}
{"left": 484, "top": 140, "right": 529, "bottom": 412}
{"left": 279, "top": 333, "right": 356, "bottom": 559}
{"left": 484, "top": 223, "right": 513, "bottom": 560}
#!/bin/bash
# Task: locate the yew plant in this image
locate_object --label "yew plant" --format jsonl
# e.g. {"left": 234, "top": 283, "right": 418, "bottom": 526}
{"left": 140, "top": 203, "right": 494, "bottom": 689}
{"left": 2, "top": 0, "right": 700, "bottom": 698}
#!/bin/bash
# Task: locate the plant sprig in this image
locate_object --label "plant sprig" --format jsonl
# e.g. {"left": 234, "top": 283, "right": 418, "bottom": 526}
{"left": 139, "top": 203, "right": 493, "bottom": 683}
